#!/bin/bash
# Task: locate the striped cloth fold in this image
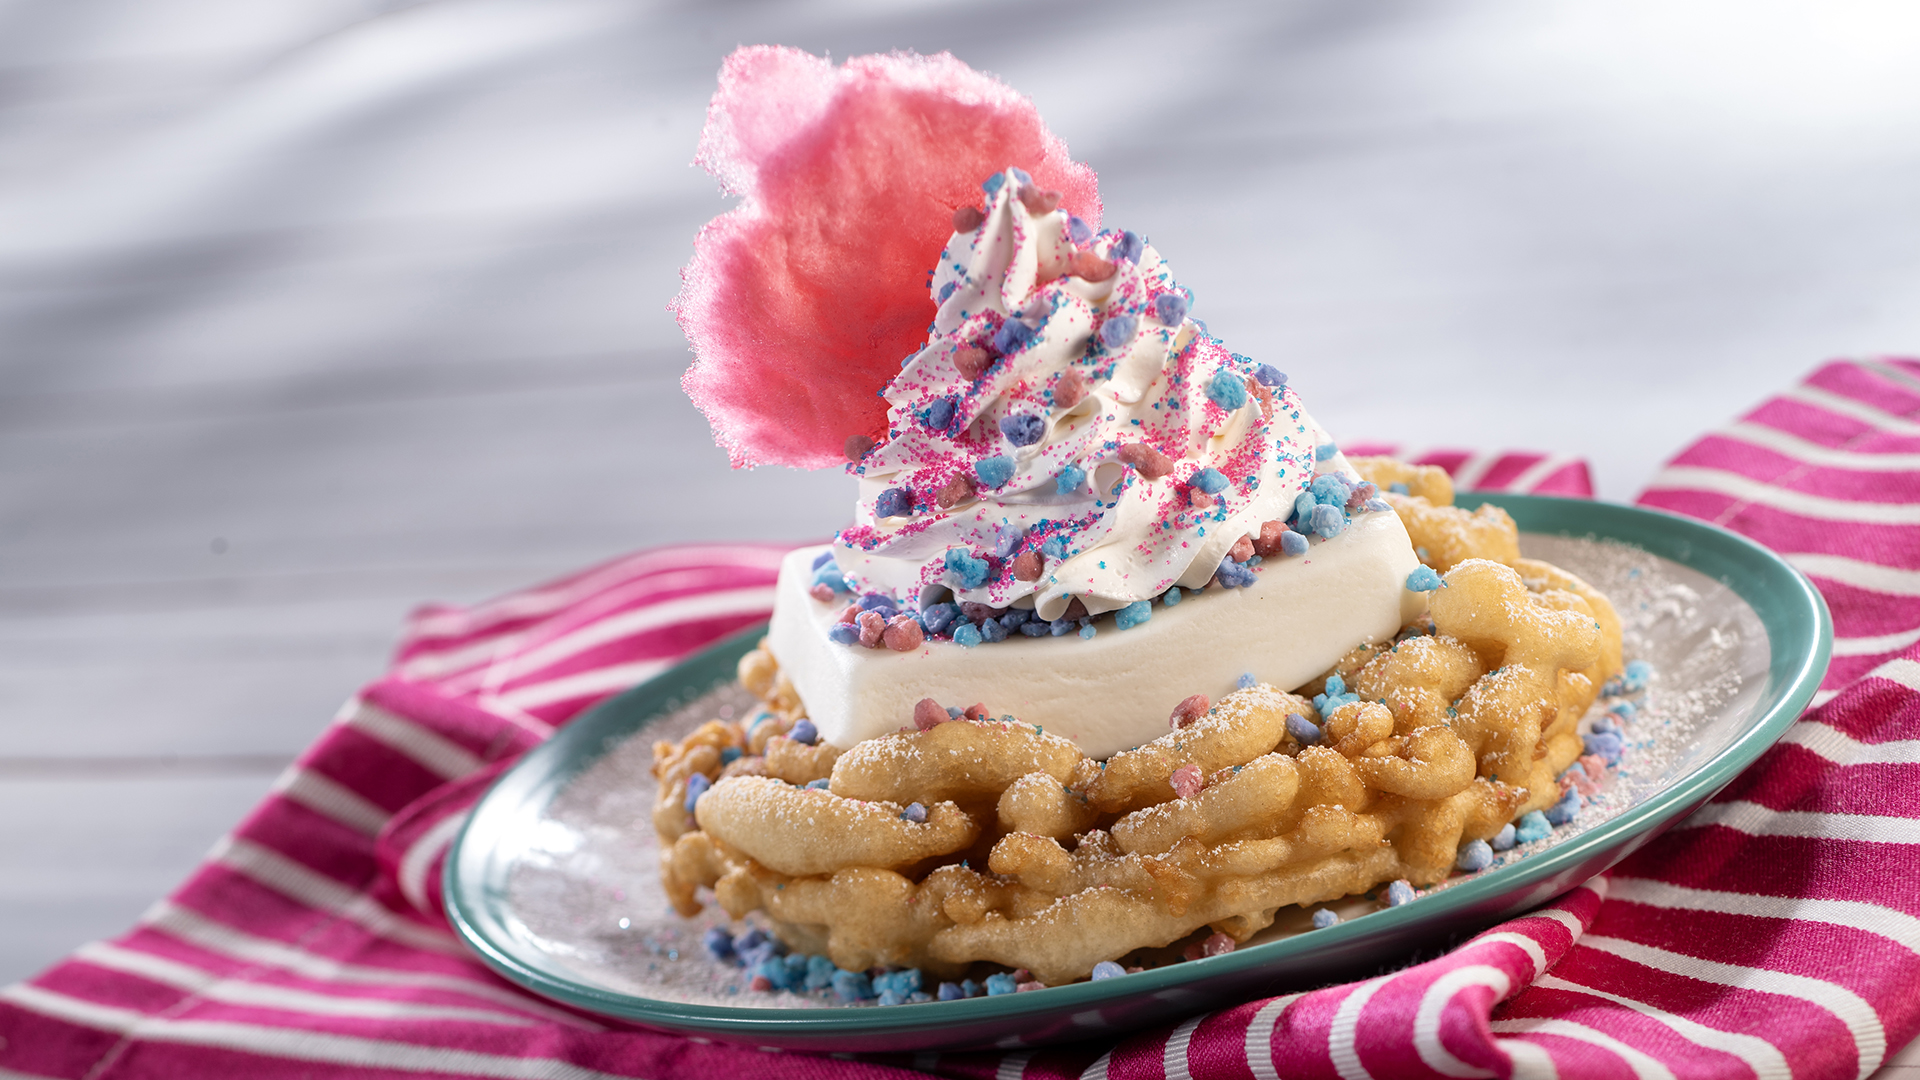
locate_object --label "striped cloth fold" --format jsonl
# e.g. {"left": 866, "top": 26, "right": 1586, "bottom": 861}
{"left": 1, "top": 382, "right": 1917, "bottom": 1079}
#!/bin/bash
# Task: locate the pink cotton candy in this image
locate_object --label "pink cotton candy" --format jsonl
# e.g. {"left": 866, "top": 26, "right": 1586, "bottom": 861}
{"left": 674, "top": 47, "right": 1102, "bottom": 469}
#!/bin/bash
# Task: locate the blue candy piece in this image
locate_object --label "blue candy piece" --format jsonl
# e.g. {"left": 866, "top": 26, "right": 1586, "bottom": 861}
{"left": 901, "top": 802, "right": 928, "bottom": 823}
{"left": 1406, "top": 566, "right": 1444, "bottom": 592}
{"left": 1489, "top": 823, "right": 1517, "bottom": 852}
{"left": 1544, "top": 788, "right": 1583, "bottom": 826}
{"left": 921, "top": 602, "right": 962, "bottom": 635}
{"left": 1238, "top": 672, "right": 1256, "bottom": 690}
{"left": 1049, "top": 617, "right": 1074, "bottom": 636}
{"left": 1254, "top": 364, "right": 1287, "bottom": 387}
{"left": 1311, "top": 473, "right": 1353, "bottom": 506}
{"left": 976, "top": 455, "right": 1015, "bottom": 489}
{"left": 873, "top": 968, "right": 923, "bottom": 997}
{"left": 1115, "top": 600, "right": 1153, "bottom": 630}
{"left": 994, "top": 522, "right": 1026, "bottom": 559}
{"left": 1090, "top": 961, "right": 1127, "bottom": 981}
{"left": 1055, "top": 462, "right": 1087, "bottom": 495}
{"left": 1099, "top": 314, "right": 1137, "bottom": 350}
{"left": 1067, "top": 216, "right": 1092, "bottom": 244}
{"left": 789, "top": 719, "right": 818, "bottom": 746}
{"left": 1309, "top": 503, "right": 1346, "bottom": 538}
{"left": 1385, "top": 879, "right": 1416, "bottom": 907}
{"left": 1163, "top": 587, "right": 1183, "bottom": 606}
{"left": 937, "top": 981, "right": 967, "bottom": 1001}
{"left": 1457, "top": 839, "right": 1494, "bottom": 872}
{"left": 1312, "top": 908, "right": 1340, "bottom": 930}
{"left": 1286, "top": 712, "right": 1320, "bottom": 746}
{"left": 683, "top": 773, "right": 711, "bottom": 813}
{"left": 1191, "top": 467, "right": 1229, "bottom": 494}
{"left": 733, "top": 927, "right": 778, "bottom": 968}
{"left": 805, "top": 778, "right": 830, "bottom": 790}
{"left": 813, "top": 566, "right": 848, "bottom": 592}
{"left": 927, "top": 396, "right": 957, "bottom": 431}
{"left": 937, "top": 280, "right": 957, "bottom": 303}
{"left": 804, "top": 954, "right": 838, "bottom": 991}
{"left": 961, "top": 979, "right": 983, "bottom": 998}
{"left": 1113, "top": 230, "right": 1144, "bottom": 264}
{"left": 759, "top": 955, "right": 803, "bottom": 991}
{"left": 702, "top": 926, "right": 735, "bottom": 962}
{"left": 1623, "top": 659, "right": 1653, "bottom": 690}
{"left": 1584, "top": 729, "right": 1625, "bottom": 765}
{"left": 1389, "top": 481, "right": 1410, "bottom": 495}
{"left": 811, "top": 550, "right": 836, "bottom": 571}
{"left": 1216, "top": 559, "right": 1257, "bottom": 588}
{"left": 945, "top": 548, "right": 991, "bottom": 589}
{"left": 720, "top": 746, "right": 742, "bottom": 765}
{"left": 1293, "top": 491, "right": 1318, "bottom": 522}
{"left": 1041, "top": 534, "right": 1068, "bottom": 560}
{"left": 1001, "top": 413, "right": 1046, "bottom": 446}
{"left": 984, "top": 972, "right": 1020, "bottom": 996}
{"left": 1315, "top": 443, "right": 1338, "bottom": 462}
{"left": 1000, "top": 608, "right": 1033, "bottom": 629}
{"left": 831, "top": 969, "right": 873, "bottom": 1002}
{"left": 982, "top": 172, "right": 1007, "bottom": 196}
{"left": 993, "top": 318, "right": 1037, "bottom": 355}
{"left": 857, "top": 593, "right": 894, "bottom": 611}
{"left": 1608, "top": 701, "right": 1637, "bottom": 720}
{"left": 1206, "top": 370, "right": 1248, "bottom": 411}
{"left": 1154, "top": 292, "right": 1189, "bottom": 325}
{"left": 876, "top": 988, "right": 908, "bottom": 1006}
{"left": 953, "top": 623, "right": 983, "bottom": 648}
{"left": 1079, "top": 624, "right": 1096, "bottom": 640}
{"left": 980, "top": 616, "right": 1009, "bottom": 643}
{"left": 1363, "top": 498, "right": 1391, "bottom": 513}
{"left": 1514, "top": 810, "right": 1552, "bottom": 844}
{"left": 1019, "top": 620, "right": 1048, "bottom": 637}
{"left": 1280, "top": 531, "right": 1310, "bottom": 557}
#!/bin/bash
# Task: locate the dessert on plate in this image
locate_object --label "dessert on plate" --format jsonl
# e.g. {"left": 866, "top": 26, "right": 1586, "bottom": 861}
{"left": 649, "top": 46, "right": 1625, "bottom": 996}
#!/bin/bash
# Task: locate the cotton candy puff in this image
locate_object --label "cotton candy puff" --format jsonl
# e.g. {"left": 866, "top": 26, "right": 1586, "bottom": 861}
{"left": 673, "top": 46, "right": 1101, "bottom": 469}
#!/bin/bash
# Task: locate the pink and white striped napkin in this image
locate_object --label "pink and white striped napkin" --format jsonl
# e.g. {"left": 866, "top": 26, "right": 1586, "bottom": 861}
{"left": 2, "top": 359, "right": 1917, "bottom": 1080}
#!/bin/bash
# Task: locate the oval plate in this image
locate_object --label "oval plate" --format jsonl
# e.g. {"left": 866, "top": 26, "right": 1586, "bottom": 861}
{"left": 445, "top": 494, "right": 1831, "bottom": 1052}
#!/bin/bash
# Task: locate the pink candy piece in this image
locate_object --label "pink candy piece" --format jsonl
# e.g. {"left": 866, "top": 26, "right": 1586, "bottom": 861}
{"left": 1169, "top": 694, "right": 1210, "bottom": 729}
{"left": 1118, "top": 441, "right": 1175, "bottom": 480}
{"left": 674, "top": 47, "right": 1102, "bottom": 468}
{"left": 913, "top": 698, "right": 948, "bottom": 730}
{"left": 1015, "top": 980, "right": 1046, "bottom": 993}
{"left": 1200, "top": 932, "right": 1236, "bottom": 957}
{"left": 1579, "top": 753, "right": 1610, "bottom": 780}
{"left": 1230, "top": 535, "right": 1255, "bottom": 562}
{"left": 883, "top": 616, "right": 925, "bottom": 652}
{"left": 857, "top": 610, "right": 886, "bottom": 647}
{"left": 809, "top": 583, "right": 835, "bottom": 603}
{"left": 1170, "top": 764, "right": 1203, "bottom": 799}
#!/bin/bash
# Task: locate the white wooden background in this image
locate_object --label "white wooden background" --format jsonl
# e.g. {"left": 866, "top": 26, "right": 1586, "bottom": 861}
{"left": 3, "top": 1, "right": 1919, "bottom": 1064}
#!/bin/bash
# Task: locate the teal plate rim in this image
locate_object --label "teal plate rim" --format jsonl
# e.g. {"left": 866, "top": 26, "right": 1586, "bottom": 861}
{"left": 445, "top": 493, "right": 1833, "bottom": 1048}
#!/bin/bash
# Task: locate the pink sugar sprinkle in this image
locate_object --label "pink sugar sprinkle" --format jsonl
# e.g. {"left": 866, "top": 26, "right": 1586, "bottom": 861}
{"left": 1169, "top": 694, "right": 1210, "bottom": 729}
{"left": 1170, "top": 764, "right": 1203, "bottom": 799}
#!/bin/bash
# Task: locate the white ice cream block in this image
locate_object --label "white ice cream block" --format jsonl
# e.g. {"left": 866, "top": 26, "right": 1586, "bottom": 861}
{"left": 766, "top": 509, "right": 1427, "bottom": 759}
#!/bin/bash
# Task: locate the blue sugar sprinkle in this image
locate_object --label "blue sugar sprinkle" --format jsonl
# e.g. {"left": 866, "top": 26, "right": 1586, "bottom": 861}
{"left": 1216, "top": 559, "right": 1257, "bottom": 588}
{"left": 1583, "top": 729, "right": 1625, "bottom": 765}
{"left": 985, "top": 973, "right": 1019, "bottom": 996}
{"left": 983, "top": 172, "right": 1007, "bottom": 196}
{"left": 1406, "top": 566, "right": 1444, "bottom": 592}
{"left": 1237, "top": 672, "right": 1256, "bottom": 690}
{"left": 1489, "top": 823, "right": 1517, "bottom": 851}
{"left": 1019, "top": 620, "right": 1048, "bottom": 637}
{"left": 1315, "top": 442, "right": 1338, "bottom": 462}
{"left": 1079, "top": 624, "right": 1096, "bottom": 639}
{"left": 1309, "top": 503, "right": 1346, "bottom": 538}
{"left": 1090, "top": 960, "right": 1126, "bottom": 981}
{"left": 810, "top": 550, "right": 836, "bottom": 571}
{"left": 1311, "top": 473, "right": 1353, "bottom": 506}
{"left": 1115, "top": 600, "right": 1153, "bottom": 630}
{"left": 702, "top": 926, "right": 734, "bottom": 961}
{"left": 1001, "top": 413, "right": 1046, "bottom": 446}
{"left": 1163, "top": 587, "right": 1183, "bottom": 606}
{"left": 812, "top": 566, "right": 847, "bottom": 592}
{"left": 993, "top": 318, "right": 1037, "bottom": 355}
{"left": 805, "top": 778, "right": 829, "bottom": 790}
{"left": 1286, "top": 712, "right": 1320, "bottom": 746}
{"left": 1206, "top": 370, "right": 1248, "bottom": 410}
{"left": 976, "top": 455, "right": 1015, "bottom": 489}
{"left": 980, "top": 617, "right": 1009, "bottom": 643}
{"left": 953, "top": 623, "right": 983, "bottom": 648}
{"left": 927, "top": 396, "right": 957, "bottom": 431}
{"left": 827, "top": 623, "right": 859, "bottom": 646}
{"left": 1390, "top": 481, "right": 1410, "bottom": 495}
{"left": 921, "top": 602, "right": 961, "bottom": 635}
{"left": 1113, "top": 230, "right": 1144, "bottom": 264}
{"left": 1622, "top": 659, "right": 1653, "bottom": 690}
{"left": 683, "top": 773, "right": 710, "bottom": 813}
{"left": 1049, "top": 617, "right": 1074, "bottom": 636}
{"left": 901, "top": 802, "right": 928, "bottom": 823}
{"left": 1068, "top": 215, "right": 1092, "bottom": 244}
{"left": 1280, "top": 531, "right": 1309, "bottom": 557}
{"left": 790, "top": 719, "right": 819, "bottom": 746}
{"left": 1099, "top": 314, "right": 1137, "bottom": 350}
{"left": 720, "top": 746, "right": 741, "bottom": 765}
{"left": 805, "top": 954, "right": 838, "bottom": 991}
{"left": 1385, "top": 880, "right": 1416, "bottom": 907}
{"left": 1254, "top": 364, "right": 1287, "bottom": 387}
{"left": 937, "top": 280, "right": 957, "bottom": 303}
{"left": 1055, "top": 462, "right": 1086, "bottom": 494}
{"left": 995, "top": 522, "right": 1026, "bottom": 558}
{"left": 1514, "top": 810, "right": 1552, "bottom": 844}
{"left": 1545, "top": 788, "right": 1583, "bottom": 826}
{"left": 1457, "top": 839, "right": 1494, "bottom": 872}
{"left": 832, "top": 969, "right": 874, "bottom": 1002}
{"left": 937, "top": 981, "right": 966, "bottom": 1001}
{"left": 1154, "top": 293, "right": 1189, "bottom": 325}
{"left": 1312, "top": 908, "right": 1340, "bottom": 930}
{"left": 945, "top": 549, "right": 991, "bottom": 589}
{"left": 1191, "top": 467, "right": 1229, "bottom": 494}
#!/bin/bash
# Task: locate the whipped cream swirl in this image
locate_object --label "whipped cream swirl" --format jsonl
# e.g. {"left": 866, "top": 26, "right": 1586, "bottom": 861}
{"left": 834, "top": 169, "right": 1322, "bottom": 620}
